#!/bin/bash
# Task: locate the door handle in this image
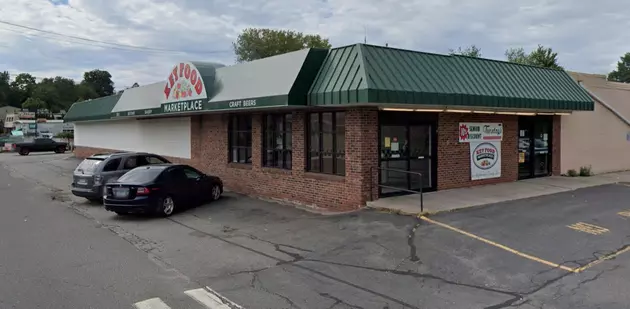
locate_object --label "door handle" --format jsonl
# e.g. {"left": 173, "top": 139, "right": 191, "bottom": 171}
{"left": 418, "top": 156, "right": 425, "bottom": 159}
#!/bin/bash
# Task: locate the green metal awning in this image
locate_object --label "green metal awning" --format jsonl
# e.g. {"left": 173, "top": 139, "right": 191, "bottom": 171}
{"left": 308, "top": 44, "right": 594, "bottom": 111}
{"left": 63, "top": 94, "right": 122, "bottom": 122}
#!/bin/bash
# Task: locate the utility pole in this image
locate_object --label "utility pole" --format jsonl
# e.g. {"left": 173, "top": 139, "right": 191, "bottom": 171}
{"left": 364, "top": 26, "right": 367, "bottom": 44}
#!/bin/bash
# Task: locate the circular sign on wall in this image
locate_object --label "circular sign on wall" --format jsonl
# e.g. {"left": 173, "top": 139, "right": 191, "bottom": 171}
{"left": 472, "top": 142, "right": 498, "bottom": 170}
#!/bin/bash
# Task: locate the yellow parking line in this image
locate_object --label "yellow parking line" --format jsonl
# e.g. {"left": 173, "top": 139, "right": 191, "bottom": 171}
{"left": 618, "top": 211, "right": 630, "bottom": 218}
{"left": 419, "top": 216, "right": 576, "bottom": 272}
{"left": 573, "top": 246, "right": 630, "bottom": 273}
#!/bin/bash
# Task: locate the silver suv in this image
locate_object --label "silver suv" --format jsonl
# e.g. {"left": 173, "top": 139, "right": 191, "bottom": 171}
{"left": 71, "top": 152, "right": 170, "bottom": 202}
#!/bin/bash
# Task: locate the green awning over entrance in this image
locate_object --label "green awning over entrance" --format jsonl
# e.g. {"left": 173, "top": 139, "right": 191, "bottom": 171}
{"left": 308, "top": 44, "right": 594, "bottom": 111}
{"left": 64, "top": 94, "right": 122, "bottom": 122}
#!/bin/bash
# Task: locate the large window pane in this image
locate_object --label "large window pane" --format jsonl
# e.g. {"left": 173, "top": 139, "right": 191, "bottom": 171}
{"left": 228, "top": 115, "right": 252, "bottom": 164}
{"left": 262, "top": 113, "right": 292, "bottom": 169}
{"left": 307, "top": 111, "right": 346, "bottom": 176}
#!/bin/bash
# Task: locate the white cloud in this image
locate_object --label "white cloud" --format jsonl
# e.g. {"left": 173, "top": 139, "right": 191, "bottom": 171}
{"left": 0, "top": 0, "right": 628, "bottom": 88}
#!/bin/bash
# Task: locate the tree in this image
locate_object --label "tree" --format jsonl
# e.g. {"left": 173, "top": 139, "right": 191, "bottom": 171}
{"left": 505, "top": 47, "right": 530, "bottom": 65}
{"left": 9, "top": 73, "right": 36, "bottom": 107}
{"left": 232, "top": 28, "right": 332, "bottom": 62}
{"left": 82, "top": 69, "right": 114, "bottom": 97}
{"left": 608, "top": 52, "right": 630, "bottom": 83}
{"left": 22, "top": 97, "right": 45, "bottom": 109}
{"left": 75, "top": 83, "right": 98, "bottom": 101}
{"left": 449, "top": 45, "right": 482, "bottom": 57}
{"left": 31, "top": 81, "right": 60, "bottom": 110}
{"left": 0, "top": 71, "right": 10, "bottom": 107}
{"left": 505, "top": 45, "right": 563, "bottom": 69}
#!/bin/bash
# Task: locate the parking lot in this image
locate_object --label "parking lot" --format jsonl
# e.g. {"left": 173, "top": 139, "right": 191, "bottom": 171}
{"left": 2, "top": 152, "right": 630, "bottom": 308}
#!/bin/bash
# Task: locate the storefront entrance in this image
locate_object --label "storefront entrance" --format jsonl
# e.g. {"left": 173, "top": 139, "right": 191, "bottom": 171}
{"left": 518, "top": 116, "right": 553, "bottom": 179}
{"left": 378, "top": 112, "right": 437, "bottom": 197}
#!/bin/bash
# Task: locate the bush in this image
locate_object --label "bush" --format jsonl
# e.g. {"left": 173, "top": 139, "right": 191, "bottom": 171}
{"left": 579, "top": 165, "right": 592, "bottom": 177}
{"left": 55, "top": 131, "right": 74, "bottom": 139}
{"left": 567, "top": 169, "right": 578, "bottom": 177}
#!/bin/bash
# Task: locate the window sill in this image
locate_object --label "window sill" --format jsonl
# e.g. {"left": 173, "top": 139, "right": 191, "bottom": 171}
{"left": 261, "top": 167, "right": 292, "bottom": 175}
{"left": 228, "top": 162, "right": 252, "bottom": 170}
{"left": 304, "top": 172, "right": 345, "bottom": 182}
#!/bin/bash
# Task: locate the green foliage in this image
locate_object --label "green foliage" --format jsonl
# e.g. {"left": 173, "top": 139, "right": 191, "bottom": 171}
{"left": 608, "top": 52, "right": 630, "bottom": 83}
{"left": 566, "top": 169, "right": 578, "bottom": 177}
{"left": 579, "top": 165, "right": 592, "bottom": 176}
{"left": 232, "top": 28, "right": 332, "bottom": 63}
{"left": 82, "top": 69, "right": 115, "bottom": 97}
{"left": 449, "top": 45, "right": 482, "bottom": 57}
{"left": 55, "top": 131, "right": 74, "bottom": 139}
{"left": 0, "top": 69, "right": 114, "bottom": 112}
{"left": 505, "top": 45, "right": 563, "bottom": 69}
{"left": 22, "top": 97, "right": 45, "bottom": 109}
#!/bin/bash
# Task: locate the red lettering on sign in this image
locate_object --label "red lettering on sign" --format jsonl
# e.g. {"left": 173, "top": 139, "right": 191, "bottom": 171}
{"left": 171, "top": 67, "right": 178, "bottom": 84}
{"left": 184, "top": 64, "right": 191, "bottom": 79}
{"left": 190, "top": 69, "right": 198, "bottom": 85}
{"left": 164, "top": 84, "right": 171, "bottom": 99}
{"left": 179, "top": 63, "right": 185, "bottom": 78}
{"left": 194, "top": 79, "right": 203, "bottom": 95}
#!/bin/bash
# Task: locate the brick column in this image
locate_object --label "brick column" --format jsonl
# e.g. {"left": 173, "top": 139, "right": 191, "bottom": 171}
{"left": 552, "top": 115, "right": 562, "bottom": 175}
{"left": 292, "top": 111, "right": 306, "bottom": 175}
{"left": 251, "top": 114, "right": 262, "bottom": 170}
{"left": 345, "top": 108, "right": 379, "bottom": 205}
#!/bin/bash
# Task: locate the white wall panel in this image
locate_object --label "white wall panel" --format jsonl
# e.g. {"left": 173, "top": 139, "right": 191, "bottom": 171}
{"left": 74, "top": 117, "right": 191, "bottom": 158}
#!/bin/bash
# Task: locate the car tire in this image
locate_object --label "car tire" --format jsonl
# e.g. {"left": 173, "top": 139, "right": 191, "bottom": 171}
{"left": 210, "top": 184, "right": 222, "bottom": 201}
{"left": 86, "top": 197, "right": 102, "bottom": 204}
{"left": 157, "top": 196, "right": 176, "bottom": 217}
{"left": 115, "top": 211, "right": 129, "bottom": 216}
{"left": 18, "top": 148, "right": 29, "bottom": 156}
{"left": 54, "top": 146, "right": 66, "bottom": 153}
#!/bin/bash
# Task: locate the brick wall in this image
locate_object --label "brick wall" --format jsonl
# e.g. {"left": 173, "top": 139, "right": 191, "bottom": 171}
{"left": 74, "top": 108, "right": 379, "bottom": 211}
{"left": 437, "top": 113, "right": 519, "bottom": 190}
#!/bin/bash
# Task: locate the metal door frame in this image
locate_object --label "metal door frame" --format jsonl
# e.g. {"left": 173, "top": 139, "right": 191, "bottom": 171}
{"left": 518, "top": 116, "right": 553, "bottom": 180}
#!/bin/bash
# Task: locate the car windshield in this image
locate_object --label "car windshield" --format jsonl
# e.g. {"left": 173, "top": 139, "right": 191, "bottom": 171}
{"left": 117, "top": 167, "right": 163, "bottom": 183}
{"left": 75, "top": 158, "right": 103, "bottom": 174}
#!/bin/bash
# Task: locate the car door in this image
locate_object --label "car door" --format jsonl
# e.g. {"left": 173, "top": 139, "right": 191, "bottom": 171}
{"left": 181, "top": 166, "right": 205, "bottom": 204}
{"left": 164, "top": 167, "right": 195, "bottom": 206}
{"left": 99, "top": 157, "right": 123, "bottom": 187}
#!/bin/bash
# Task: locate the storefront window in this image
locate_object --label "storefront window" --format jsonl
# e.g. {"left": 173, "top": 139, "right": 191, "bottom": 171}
{"left": 228, "top": 114, "right": 252, "bottom": 164}
{"left": 307, "top": 112, "right": 345, "bottom": 176}
{"left": 263, "top": 113, "right": 292, "bottom": 169}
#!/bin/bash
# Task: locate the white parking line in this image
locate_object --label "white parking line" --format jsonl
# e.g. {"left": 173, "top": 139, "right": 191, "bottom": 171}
{"left": 133, "top": 297, "right": 172, "bottom": 309}
{"left": 185, "top": 287, "right": 243, "bottom": 309}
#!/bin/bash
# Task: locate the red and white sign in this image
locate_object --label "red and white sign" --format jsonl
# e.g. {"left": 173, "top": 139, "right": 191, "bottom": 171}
{"left": 459, "top": 122, "right": 503, "bottom": 143}
{"left": 470, "top": 141, "right": 501, "bottom": 180}
{"left": 162, "top": 62, "right": 208, "bottom": 103}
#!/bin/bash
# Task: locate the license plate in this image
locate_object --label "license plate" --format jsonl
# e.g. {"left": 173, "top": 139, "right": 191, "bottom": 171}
{"left": 113, "top": 188, "right": 129, "bottom": 198}
{"left": 77, "top": 179, "right": 88, "bottom": 185}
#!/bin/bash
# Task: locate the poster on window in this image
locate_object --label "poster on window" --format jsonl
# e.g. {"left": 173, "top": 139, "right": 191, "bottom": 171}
{"left": 470, "top": 141, "right": 501, "bottom": 180}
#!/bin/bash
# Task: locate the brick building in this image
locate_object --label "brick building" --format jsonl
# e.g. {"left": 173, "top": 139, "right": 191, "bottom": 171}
{"left": 64, "top": 44, "right": 594, "bottom": 211}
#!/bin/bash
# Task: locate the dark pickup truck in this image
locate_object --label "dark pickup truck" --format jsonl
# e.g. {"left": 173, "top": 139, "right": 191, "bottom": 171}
{"left": 15, "top": 138, "right": 68, "bottom": 156}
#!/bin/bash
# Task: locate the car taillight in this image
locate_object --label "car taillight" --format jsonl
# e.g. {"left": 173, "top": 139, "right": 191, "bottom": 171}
{"left": 136, "top": 187, "right": 150, "bottom": 195}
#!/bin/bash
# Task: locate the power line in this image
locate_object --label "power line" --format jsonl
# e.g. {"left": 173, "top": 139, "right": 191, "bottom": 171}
{"left": 0, "top": 19, "right": 232, "bottom": 54}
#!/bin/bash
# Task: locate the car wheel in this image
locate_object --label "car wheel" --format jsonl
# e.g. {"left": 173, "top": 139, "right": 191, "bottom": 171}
{"left": 19, "top": 148, "right": 29, "bottom": 156}
{"left": 86, "top": 197, "right": 102, "bottom": 204}
{"left": 210, "top": 184, "right": 221, "bottom": 201}
{"left": 158, "top": 196, "right": 176, "bottom": 217}
{"left": 56, "top": 146, "right": 66, "bottom": 153}
{"left": 115, "top": 211, "right": 129, "bottom": 216}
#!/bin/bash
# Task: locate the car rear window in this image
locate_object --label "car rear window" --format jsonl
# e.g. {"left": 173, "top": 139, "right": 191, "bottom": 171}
{"left": 75, "top": 158, "right": 103, "bottom": 174}
{"left": 117, "top": 167, "right": 164, "bottom": 183}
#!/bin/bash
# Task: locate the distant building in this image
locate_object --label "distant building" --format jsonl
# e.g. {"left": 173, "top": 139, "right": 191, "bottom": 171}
{"left": 0, "top": 106, "right": 21, "bottom": 133}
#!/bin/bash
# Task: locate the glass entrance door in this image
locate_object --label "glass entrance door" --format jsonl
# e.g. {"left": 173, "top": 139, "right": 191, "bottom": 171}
{"left": 379, "top": 124, "right": 435, "bottom": 196}
{"left": 518, "top": 117, "right": 552, "bottom": 179}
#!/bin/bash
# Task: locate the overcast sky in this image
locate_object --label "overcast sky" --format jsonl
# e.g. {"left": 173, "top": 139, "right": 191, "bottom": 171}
{"left": 0, "top": 0, "right": 627, "bottom": 89}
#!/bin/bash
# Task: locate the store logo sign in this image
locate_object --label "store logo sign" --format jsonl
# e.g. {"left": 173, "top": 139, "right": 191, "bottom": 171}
{"left": 162, "top": 100, "right": 204, "bottom": 113}
{"left": 163, "top": 62, "right": 207, "bottom": 104}
{"left": 459, "top": 122, "right": 503, "bottom": 143}
{"left": 472, "top": 142, "right": 498, "bottom": 170}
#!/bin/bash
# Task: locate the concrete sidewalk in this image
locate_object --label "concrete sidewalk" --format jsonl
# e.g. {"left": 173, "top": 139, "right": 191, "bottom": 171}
{"left": 367, "top": 171, "right": 630, "bottom": 215}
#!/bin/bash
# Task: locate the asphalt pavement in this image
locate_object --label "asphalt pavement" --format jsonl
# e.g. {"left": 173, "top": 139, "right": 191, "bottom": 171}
{"left": 1, "top": 152, "right": 630, "bottom": 309}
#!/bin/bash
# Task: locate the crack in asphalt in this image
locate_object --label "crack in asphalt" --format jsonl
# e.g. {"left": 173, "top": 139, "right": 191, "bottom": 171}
{"left": 319, "top": 292, "right": 364, "bottom": 309}
{"left": 251, "top": 271, "right": 303, "bottom": 309}
{"left": 407, "top": 216, "right": 421, "bottom": 262}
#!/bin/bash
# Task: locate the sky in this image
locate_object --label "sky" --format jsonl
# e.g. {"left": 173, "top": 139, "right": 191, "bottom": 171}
{"left": 0, "top": 0, "right": 627, "bottom": 89}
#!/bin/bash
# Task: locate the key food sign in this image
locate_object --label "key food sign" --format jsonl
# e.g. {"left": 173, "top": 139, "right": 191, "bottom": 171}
{"left": 160, "top": 62, "right": 209, "bottom": 114}
{"left": 459, "top": 122, "right": 503, "bottom": 180}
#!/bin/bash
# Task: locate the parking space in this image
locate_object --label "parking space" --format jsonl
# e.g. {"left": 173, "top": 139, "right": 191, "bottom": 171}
{"left": 4, "top": 153, "right": 630, "bottom": 308}
{"left": 424, "top": 184, "right": 630, "bottom": 274}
